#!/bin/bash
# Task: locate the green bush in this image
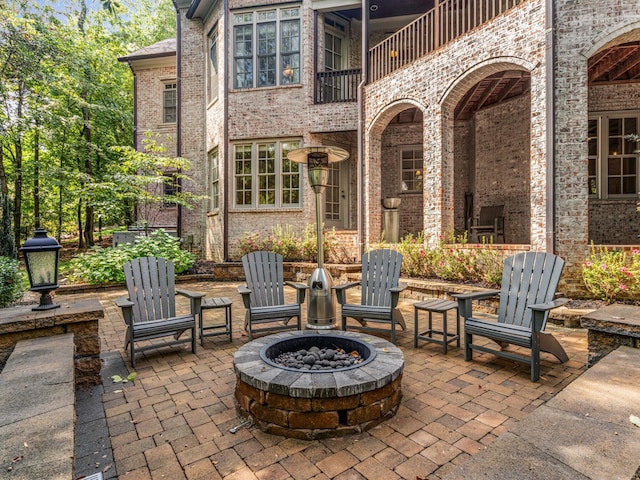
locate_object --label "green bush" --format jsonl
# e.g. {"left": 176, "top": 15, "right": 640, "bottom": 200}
{"left": 583, "top": 244, "right": 640, "bottom": 302}
{"left": 235, "top": 224, "right": 337, "bottom": 262}
{"left": 373, "top": 232, "right": 504, "bottom": 288}
{"left": 0, "top": 257, "right": 25, "bottom": 308}
{"left": 65, "top": 230, "right": 195, "bottom": 284}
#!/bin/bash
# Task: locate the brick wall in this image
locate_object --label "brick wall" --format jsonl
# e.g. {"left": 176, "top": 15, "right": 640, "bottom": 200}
{"left": 380, "top": 121, "right": 424, "bottom": 238}
{"left": 177, "top": 5, "right": 207, "bottom": 256}
{"left": 364, "top": 0, "right": 546, "bottom": 248}
{"left": 554, "top": 0, "right": 640, "bottom": 293}
{"left": 473, "top": 94, "right": 531, "bottom": 244}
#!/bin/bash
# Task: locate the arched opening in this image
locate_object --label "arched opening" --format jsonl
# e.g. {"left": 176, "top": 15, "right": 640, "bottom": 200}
{"left": 587, "top": 36, "right": 640, "bottom": 244}
{"left": 444, "top": 67, "right": 532, "bottom": 244}
{"left": 368, "top": 103, "right": 425, "bottom": 243}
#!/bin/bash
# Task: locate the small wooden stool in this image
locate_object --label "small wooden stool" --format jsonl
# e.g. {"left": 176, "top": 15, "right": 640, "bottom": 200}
{"left": 199, "top": 297, "right": 233, "bottom": 344}
{"left": 414, "top": 299, "right": 460, "bottom": 354}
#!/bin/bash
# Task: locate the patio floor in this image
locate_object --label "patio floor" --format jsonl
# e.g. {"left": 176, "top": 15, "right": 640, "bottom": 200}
{"left": 68, "top": 281, "right": 588, "bottom": 480}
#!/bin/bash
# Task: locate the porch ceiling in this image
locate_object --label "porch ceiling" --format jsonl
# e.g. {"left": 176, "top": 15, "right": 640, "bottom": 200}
{"left": 589, "top": 41, "right": 640, "bottom": 84}
{"left": 454, "top": 71, "right": 531, "bottom": 120}
{"left": 341, "top": 0, "right": 432, "bottom": 20}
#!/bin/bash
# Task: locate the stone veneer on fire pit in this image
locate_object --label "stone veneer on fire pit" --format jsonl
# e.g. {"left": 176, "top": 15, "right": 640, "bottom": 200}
{"left": 233, "top": 330, "right": 404, "bottom": 440}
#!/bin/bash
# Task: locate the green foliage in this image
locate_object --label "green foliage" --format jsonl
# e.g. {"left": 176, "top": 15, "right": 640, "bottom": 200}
{"left": 373, "top": 232, "right": 505, "bottom": 287}
{"left": 235, "top": 224, "right": 338, "bottom": 262}
{"left": 111, "top": 372, "right": 137, "bottom": 384}
{"left": 582, "top": 244, "right": 640, "bottom": 302}
{"left": 1, "top": 0, "right": 177, "bottom": 242}
{"left": 65, "top": 230, "right": 195, "bottom": 284}
{"left": 0, "top": 257, "right": 25, "bottom": 308}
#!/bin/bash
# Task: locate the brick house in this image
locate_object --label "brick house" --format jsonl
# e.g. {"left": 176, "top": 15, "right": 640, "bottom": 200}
{"left": 119, "top": 0, "right": 640, "bottom": 291}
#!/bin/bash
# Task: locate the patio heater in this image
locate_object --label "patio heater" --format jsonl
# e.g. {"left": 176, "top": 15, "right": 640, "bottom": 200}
{"left": 288, "top": 146, "right": 349, "bottom": 328}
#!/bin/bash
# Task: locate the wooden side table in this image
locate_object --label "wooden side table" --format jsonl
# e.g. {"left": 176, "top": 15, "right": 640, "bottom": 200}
{"left": 199, "top": 297, "right": 233, "bottom": 344}
{"left": 414, "top": 299, "right": 460, "bottom": 354}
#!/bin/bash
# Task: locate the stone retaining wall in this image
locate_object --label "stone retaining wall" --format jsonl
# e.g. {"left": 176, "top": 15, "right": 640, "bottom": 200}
{"left": 0, "top": 299, "right": 104, "bottom": 388}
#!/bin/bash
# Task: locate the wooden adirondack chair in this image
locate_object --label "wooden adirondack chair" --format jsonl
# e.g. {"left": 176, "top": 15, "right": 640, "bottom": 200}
{"left": 238, "top": 251, "right": 307, "bottom": 340}
{"left": 453, "top": 252, "right": 569, "bottom": 381}
{"left": 468, "top": 205, "right": 505, "bottom": 243}
{"left": 334, "top": 249, "right": 407, "bottom": 343}
{"left": 116, "top": 256, "right": 205, "bottom": 367}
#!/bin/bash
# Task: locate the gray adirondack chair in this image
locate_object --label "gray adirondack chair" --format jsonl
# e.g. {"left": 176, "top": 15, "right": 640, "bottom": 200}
{"left": 453, "top": 252, "right": 569, "bottom": 381}
{"left": 468, "top": 205, "right": 505, "bottom": 243}
{"left": 115, "top": 256, "right": 205, "bottom": 367}
{"left": 334, "top": 249, "right": 407, "bottom": 343}
{"left": 238, "top": 251, "right": 308, "bottom": 340}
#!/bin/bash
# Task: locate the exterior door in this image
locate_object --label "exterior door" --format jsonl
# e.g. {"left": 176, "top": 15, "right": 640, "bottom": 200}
{"left": 324, "top": 160, "right": 349, "bottom": 229}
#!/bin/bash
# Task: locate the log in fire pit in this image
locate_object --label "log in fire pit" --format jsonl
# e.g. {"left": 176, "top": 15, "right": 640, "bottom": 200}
{"left": 233, "top": 330, "right": 404, "bottom": 439}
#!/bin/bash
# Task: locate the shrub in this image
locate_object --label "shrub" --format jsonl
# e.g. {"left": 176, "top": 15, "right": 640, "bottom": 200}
{"left": 582, "top": 244, "right": 640, "bottom": 302}
{"left": 235, "top": 224, "right": 337, "bottom": 262}
{"left": 370, "top": 232, "right": 504, "bottom": 288}
{"left": 66, "top": 230, "right": 195, "bottom": 284}
{"left": 0, "top": 256, "right": 25, "bottom": 308}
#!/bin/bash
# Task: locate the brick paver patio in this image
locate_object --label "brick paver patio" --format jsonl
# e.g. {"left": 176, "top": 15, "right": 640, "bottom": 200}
{"left": 67, "top": 281, "right": 588, "bottom": 479}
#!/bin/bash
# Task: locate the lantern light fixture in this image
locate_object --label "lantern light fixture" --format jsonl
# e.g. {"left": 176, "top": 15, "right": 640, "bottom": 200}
{"left": 20, "top": 228, "right": 62, "bottom": 311}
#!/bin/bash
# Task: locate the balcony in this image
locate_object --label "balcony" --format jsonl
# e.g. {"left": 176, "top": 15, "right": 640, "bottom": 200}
{"left": 315, "top": 68, "right": 362, "bottom": 104}
{"left": 369, "top": 0, "right": 524, "bottom": 82}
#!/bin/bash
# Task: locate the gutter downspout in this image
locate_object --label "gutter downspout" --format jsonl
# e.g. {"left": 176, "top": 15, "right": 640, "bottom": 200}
{"left": 223, "top": 0, "right": 230, "bottom": 261}
{"left": 172, "top": 0, "right": 183, "bottom": 239}
{"left": 125, "top": 60, "right": 139, "bottom": 224}
{"left": 126, "top": 60, "right": 138, "bottom": 151}
{"left": 357, "top": 0, "right": 369, "bottom": 256}
{"left": 545, "top": 0, "right": 555, "bottom": 253}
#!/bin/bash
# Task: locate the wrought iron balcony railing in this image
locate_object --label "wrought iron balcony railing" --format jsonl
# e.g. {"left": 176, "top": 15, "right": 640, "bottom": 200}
{"left": 315, "top": 69, "right": 362, "bottom": 104}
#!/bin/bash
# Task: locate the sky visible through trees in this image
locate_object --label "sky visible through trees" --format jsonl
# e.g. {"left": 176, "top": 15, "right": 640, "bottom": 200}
{"left": 1, "top": 0, "right": 176, "bottom": 250}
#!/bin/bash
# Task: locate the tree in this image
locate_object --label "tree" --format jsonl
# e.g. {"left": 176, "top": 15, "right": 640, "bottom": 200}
{"left": 103, "top": 133, "right": 204, "bottom": 232}
{"left": 1, "top": 0, "right": 176, "bottom": 247}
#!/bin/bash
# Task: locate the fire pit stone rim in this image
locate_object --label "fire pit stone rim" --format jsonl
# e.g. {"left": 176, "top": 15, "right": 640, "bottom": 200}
{"left": 234, "top": 330, "right": 404, "bottom": 399}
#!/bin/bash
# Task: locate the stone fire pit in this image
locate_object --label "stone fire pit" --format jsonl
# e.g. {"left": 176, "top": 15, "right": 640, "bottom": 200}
{"left": 233, "top": 330, "right": 404, "bottom": 439}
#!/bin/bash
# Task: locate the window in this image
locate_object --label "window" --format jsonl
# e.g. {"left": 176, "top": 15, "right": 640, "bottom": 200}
{"left": 163, "top": 174, "right": 178, "bottom": 206}
{"left": 209, "top": 149, "right": 219, "bottom": 210}
{"left": 163, "top": 82, "right": 177, "bottom": 123}
{"left": 588, "top": 112, "right": 640, "bottom": 198}
{"left": 208, "top": 25, "right": 219, "bottom": 103}
{"left": 233, "top": 6, "right": 300, "bottom": 89}
{"left": 233, "top": 140, "right": 301, "bottom": 208}
{"left": 400, "top": 146, "right": 423, "bottom": 192}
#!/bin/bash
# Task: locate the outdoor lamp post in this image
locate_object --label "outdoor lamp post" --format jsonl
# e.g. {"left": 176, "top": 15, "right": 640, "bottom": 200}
{"left": 287, "top": 145, "right": 349, "bottom": 328}
{"left": 20, "top": 228, "right": 62, "bottom": 311}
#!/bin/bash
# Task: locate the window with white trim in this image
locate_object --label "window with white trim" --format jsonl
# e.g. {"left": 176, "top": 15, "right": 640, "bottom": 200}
{"left": 162, "top": 81, "right": 177, "bottom": 123}
{"left": 209, "top": 148, "right": 219, "bottom": 211}
{"left": 588, "top": 112, "right": 640, "bottom": 198}
{"left": 233, "top": 6, "right": 300, "bottom": 89}
{"left": 233, "top": 140, "right": 301, "bottom": 208}
{"left": 400, "top": 146, "right": 423, "bottom": 192}
{"left": 208, "top": 25, "right": 219, "bottom": 103}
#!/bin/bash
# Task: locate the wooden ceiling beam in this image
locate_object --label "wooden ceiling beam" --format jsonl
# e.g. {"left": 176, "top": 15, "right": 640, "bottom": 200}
{"left": 608, "top": 46, "right": 640, "bottom": 81}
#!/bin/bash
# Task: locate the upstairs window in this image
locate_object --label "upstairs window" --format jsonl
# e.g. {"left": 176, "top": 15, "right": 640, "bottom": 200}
{"left": 233, "top": 6, "right": 300, "bottom": 89}
{"left": 163, "top": 82, "right": 177, "bottom": 123}
{"left": 208, "top": 25, "right": 219, "bottom": 103}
